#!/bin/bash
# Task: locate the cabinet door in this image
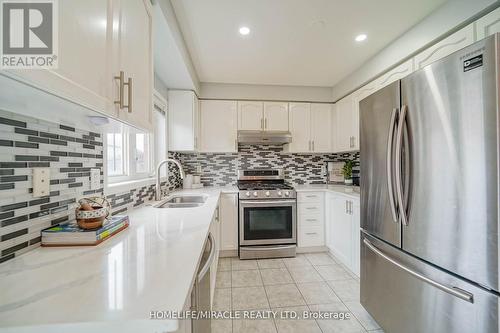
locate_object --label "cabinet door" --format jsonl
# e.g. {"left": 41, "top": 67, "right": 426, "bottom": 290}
{"left": 3, "top": 0, "right": 114, "bottom": 117}
{"left": 116, "top": 0, "right": 153, "bottom": 130}
{"left": 288, "top": 103, "right": 311, "bottom": 153}
{"left": 414, "top": 24, "right": 474, "bottom": 70}
{"left": 200, "top": 100, "right": 237, "bottom": 153}
{"left": 374, "top": 59, "right": 414, "bottom": 91}
{"left": 168, "top": 90, "right": 197, "bottom": 151}
{"left": 311, "top": 103, "right": 332, "bottom": 152}
{"left": 352, "top": 83, "right": 377, "bottom": 151}
{"left": 351, "top": 198, "right": 361, "bottom": 277}
{"left": 325, "top": 194, "right": 334, "bottom": 251}
{"left": 330, "top": 195, "right": 353, "bottom": 267}
{"left": 264, "top": 102, "right": 289, "bottom": 131}
{"left": 220, "top": 194, "right": 238, "bottom": 251}
{"left": 238, "top": 101, "right": 263, "bottom": 130}
{"left": 334, "top": 95, "right": 355, "bottom": 152}
{"left": 476, "top": 8, "right": 500, "bottom": 40}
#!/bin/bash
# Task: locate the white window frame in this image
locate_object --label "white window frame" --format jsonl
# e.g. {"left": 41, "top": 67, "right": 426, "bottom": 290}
{"left": 104, "top": 90, "right": 169, "bottom": 194}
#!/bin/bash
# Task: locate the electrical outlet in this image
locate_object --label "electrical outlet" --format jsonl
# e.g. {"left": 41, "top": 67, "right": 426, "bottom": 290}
{"left": 90, "top": 168, "right": 101, "bottom": 190}
{"left": 196, "top": 164, "right": 202, "bottom": 173}
{"left": 33, "top": 168, "right": 50, "bottom": 197}
{"left": 321, "top": 165, "right": 326, "bottom": 174}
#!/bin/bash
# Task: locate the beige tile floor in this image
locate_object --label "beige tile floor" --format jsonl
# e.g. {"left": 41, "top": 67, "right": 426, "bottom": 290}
{"left": 212, "top": 252, "right": 384, "bottom": 333}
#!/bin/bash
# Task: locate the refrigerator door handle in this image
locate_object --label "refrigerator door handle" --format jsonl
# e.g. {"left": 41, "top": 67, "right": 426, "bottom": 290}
{"left": 363, "top": 238, "right": 474, "bottom": 303}
{"left": 386, "top": 107, "right": 399, "bottom": 223}
{"left": 395, "top": 105, "right": 409, "bottom": 226}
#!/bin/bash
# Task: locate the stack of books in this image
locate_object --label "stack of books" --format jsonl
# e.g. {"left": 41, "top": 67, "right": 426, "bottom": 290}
{"left": 42, "top": 215, "right": 129, "bottom": 246}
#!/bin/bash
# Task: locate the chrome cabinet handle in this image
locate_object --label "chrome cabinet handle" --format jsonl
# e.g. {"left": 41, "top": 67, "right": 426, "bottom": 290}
{"left": 395, "top": 105, "right": 408, "bottom": 226}
{"left": 261, "top": 118, "right": 264, "bottom": 130}
{"left": 386, "top": 107, "right": 398, "bottom": 223}
{"left": 305, "top": 195, "right": 317, "bottom": 198}
{"left": 198, "top": 232, "right": 216, "bottom": 282}
{"left": 305, "top": 219, "right": 317, "bottom": 222}
{"left": 363, "top": 238, "right": 474, "bottom": 303}
{"left": 264, "top": 118, "right": 267, "bottom": 130}
{"left": 345, "top": 200, "right": 348, "bottom": 214}
{"left": 312, "top": 140, "right": 315, "bottom": 151}
{"left": 125, "top": 76, "right": 132, "bottom": 113}
{"left": 305, "top": 232, "right": 317, "bottom": 235}
{"left": 306, "top": 207, "right": 317, "bottom": 210}
{"left": 308, "top": 140, "right": 311, "bottom": 151}
{"left": 114, "top": 71, "right": 125, "bottom": 109}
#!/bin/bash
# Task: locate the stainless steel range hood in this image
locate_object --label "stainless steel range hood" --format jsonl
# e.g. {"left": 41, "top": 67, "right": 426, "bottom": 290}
{"left": 237, "top": 130, "right": 292, "bottom": 145}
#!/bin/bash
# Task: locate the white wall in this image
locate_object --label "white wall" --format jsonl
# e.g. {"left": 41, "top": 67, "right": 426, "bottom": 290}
{"left": 332, "top": 0, "right": 499, "bottom": 101}
{"left": 200, "top": 82, "right": 333, "bottom": 102}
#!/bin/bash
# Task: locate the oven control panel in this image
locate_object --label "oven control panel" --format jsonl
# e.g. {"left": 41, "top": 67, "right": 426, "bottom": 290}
{"left": 239, "top": 190, "right": 296, "bottom": 200}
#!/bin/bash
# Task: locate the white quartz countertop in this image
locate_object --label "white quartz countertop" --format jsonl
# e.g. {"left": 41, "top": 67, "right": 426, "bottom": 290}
{"left": 295, "top": 184, "right": 360, "bottom": 198}
{"left": 0, "top": 187, "right": 229, "bottom": 333}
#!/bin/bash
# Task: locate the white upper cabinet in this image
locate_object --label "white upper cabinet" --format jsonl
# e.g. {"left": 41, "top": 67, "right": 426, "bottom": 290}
{"left": 374, "top": 59, "right": 414, "bottom": 91}
{"left": 414, "top": 24, "right": 474, "bottom": 70}
{"left": 264, "top": 102, "right": 289, "bottom": 131}
{"left": 168, "top": 90, "right": 199, "bottom": 152}
{"left": 238, "top": 101, "right": 263, "bottom": 130}
{"left": 115, "top": 0, "right": 153, "bottom": 131}
{"left": 2, "top": 0, "right": 153, "bottom": 131}
{"left": 288, "top": 103, "right": 332, "bottom": 153}
{"left": 475, "top": 7, "right": 500, "bottom": 40}
{"left": 200, "top": 100, "right": 238, "bottom": 153}
{"left": 288, "top": 103, "right": 311, "bottom": 153}
{"left": 310, "top": 104, "right": 332, "bottom": 153}
{"left": 334, "top": 94, "right": 357, "bottom": 152}
{"left": 3, "top": 0, "right": 114, "bottom": 117}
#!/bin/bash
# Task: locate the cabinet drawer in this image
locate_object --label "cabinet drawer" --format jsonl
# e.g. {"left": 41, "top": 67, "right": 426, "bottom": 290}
{"left": 298, "top": 226, "right": 325, "bottom": 247}
{"left": 298, "top": 192, "right": 324, "bottom": 203}
{"left": 298, "top": 202, "right": 323, "bottom": 215}
{"left": 298, "top": 214, "right": 324, "bottom": 227}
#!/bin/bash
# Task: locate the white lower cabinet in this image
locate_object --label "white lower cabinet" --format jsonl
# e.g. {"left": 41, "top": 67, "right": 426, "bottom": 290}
{"left": 220, "top": 193, "right": 238, "bottom": 252}
{"left": 297, "top": 192, "right": 325, "bottom": 248}
{"left": 326, "top": 192, "right": 360, "bottom": 277}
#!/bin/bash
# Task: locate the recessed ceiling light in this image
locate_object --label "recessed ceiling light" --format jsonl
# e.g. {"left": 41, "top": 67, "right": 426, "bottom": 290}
{"left": 355, "top": 34, "right": 367, "bottom": 42}
{"left": 239, "top": 26, "right": 250, "bottom": 36}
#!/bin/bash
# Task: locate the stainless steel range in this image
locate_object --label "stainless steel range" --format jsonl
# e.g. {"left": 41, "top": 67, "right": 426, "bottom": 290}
{"left": 237, "top": 169, "right": 297, "bottom": 259}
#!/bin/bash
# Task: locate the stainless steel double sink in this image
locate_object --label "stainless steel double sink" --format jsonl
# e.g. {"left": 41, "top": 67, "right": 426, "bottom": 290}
{"left": 154, "top": 194, "right": 208, "bottom": 209}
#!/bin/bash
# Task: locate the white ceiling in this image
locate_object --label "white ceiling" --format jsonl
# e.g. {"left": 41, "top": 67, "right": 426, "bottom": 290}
{"left": 171, "top": 0, "right": 447, "bottom": 87}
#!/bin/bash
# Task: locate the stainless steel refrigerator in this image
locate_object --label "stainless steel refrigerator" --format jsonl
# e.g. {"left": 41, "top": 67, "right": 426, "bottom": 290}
{"left": 359, "top": 34, "right": 500, "bottom": 333}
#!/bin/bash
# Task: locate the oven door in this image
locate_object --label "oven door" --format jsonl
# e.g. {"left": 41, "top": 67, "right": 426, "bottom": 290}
{"left": 239, "top": 199, "right": 297, "bottom": 246}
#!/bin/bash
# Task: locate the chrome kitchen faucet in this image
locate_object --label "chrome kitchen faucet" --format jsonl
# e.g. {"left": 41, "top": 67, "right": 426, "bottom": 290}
{"left": 156, "top": 158, "right": 185, "bottom": 201}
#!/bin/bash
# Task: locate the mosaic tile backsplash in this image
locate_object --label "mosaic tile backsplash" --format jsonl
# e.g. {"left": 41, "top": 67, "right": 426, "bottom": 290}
{"left": 0, "top": 110, "right": 358, "bottom": 264}
{"left": 169, "top": 145, "right": 360, "bottom": 187}
{"left": 0, "top": 110, "right": 175, "bottom": 264}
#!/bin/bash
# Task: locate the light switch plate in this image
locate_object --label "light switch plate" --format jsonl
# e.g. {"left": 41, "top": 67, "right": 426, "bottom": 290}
{"left": 33, "top": 168, "right": 50, "bottom": 197}
{"left": 90, "top": 168, "right": 101, "bottom": 190}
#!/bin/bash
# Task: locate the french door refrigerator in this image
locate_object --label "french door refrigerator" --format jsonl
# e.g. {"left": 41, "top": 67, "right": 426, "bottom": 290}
{"left": 359, "top": 34, "right": 500, "bottom": 333}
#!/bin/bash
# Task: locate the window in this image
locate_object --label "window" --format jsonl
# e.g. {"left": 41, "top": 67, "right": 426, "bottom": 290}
{"left": 105, "top": 90, "right": 168, "bottom": 186}
{"left": 107, "top": 132, "right": 125, "bottom": 176}
{"left": 105, "top": 123, "right": 154, "bottom": 184}
{"left": 153, "top": 92, "right": 167, "bottom": 178}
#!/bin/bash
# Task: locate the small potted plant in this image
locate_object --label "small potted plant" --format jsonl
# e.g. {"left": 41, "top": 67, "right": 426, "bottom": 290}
{"left": 342, "top": 160, "right": 354, "bottom": 185}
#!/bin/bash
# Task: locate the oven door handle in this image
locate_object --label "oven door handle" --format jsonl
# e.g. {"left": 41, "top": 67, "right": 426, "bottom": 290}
{"left": 240, "top": 200, "right": 297, "bottom": 205}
